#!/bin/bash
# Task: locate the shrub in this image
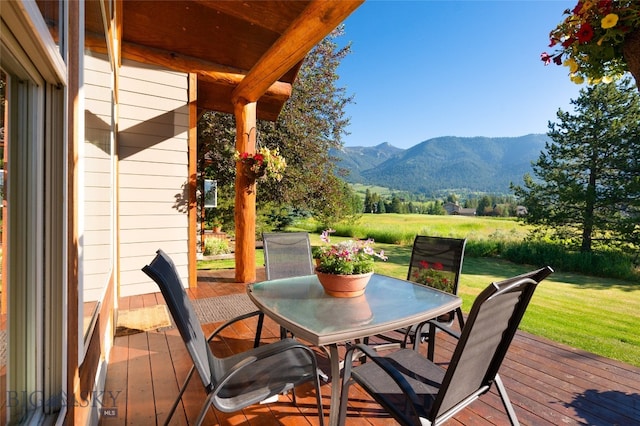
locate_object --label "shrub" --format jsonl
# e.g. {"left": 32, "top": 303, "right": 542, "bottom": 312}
{"left": 204, "top": 237, "right": 231, "bottom": 256}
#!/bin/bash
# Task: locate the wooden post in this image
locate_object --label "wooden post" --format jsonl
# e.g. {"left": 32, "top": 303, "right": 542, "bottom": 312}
{"left": 188, "top": 73, "right": 198, "bottom": 288}
{"left": 234, "top": 100, "right": 257, "bottom": 283}
{"left": 67, "top": 0, "right": 81, "bottom": 422}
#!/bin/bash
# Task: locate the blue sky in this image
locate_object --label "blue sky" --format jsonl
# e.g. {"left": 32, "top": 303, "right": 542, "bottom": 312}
{"left": 337, "top": 0, "right": 580, "bottom": 148}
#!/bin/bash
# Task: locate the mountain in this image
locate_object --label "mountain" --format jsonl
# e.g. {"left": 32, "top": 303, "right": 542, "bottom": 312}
{"left": 331, "top": 142, "right": 403, "bottom": 181}
{"left": 333, "top": 134, "right": 548, "bottom": 195}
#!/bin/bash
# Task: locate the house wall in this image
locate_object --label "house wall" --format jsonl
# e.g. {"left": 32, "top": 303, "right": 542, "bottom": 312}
{"left": 118, "top": 59, "right": 190, "bottom": 297}
{"left": 83, "top": 53, "right": 115, "bottom": 303}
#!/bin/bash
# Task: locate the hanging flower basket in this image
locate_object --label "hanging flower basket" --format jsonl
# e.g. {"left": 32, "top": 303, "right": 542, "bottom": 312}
{"left": 240, "top": 161, "right": 266, "bottom": 180}
{"left": 234, "top": 147, "right": 286, "bottom": 182}
{"left": 542, "top": 1, "right": 640, "bottom": 89}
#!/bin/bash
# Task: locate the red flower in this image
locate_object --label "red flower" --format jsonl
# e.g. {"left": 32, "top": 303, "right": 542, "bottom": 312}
{"left": 433, "top": 262, "right": 444, "bottom": 270}
{"left": 597, "top": 0, "right": 612, "bottom": 15}
{"left": 541, "top": 52, "right": 552, "bottom": 65}
{"left": 561, "top": 37, "right": 574, "bottom": 48}
{"left": 572, "top": 2, "right": 584, "bottom": 15}
{"left": 576, "top": 22, "right": 594, "bottom": 43}
{"left": 419, "top": 260, "right": 429, "bottom": 269}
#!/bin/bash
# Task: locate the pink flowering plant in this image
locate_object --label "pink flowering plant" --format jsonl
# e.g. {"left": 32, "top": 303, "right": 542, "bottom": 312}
{"left": 410, "top": 261, "right": 455, "bottom": 293}
{"left": 314, "top": 229, "right": 388, "bottom": 275}
{"left": 234, "top": 147, "right": 286, "bottom": 181}
{"left": 541, "top": 0, "right": 640, "bottom": 84}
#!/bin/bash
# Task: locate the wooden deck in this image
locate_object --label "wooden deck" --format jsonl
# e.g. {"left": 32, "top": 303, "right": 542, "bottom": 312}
{"left": 100, "top": 269, "right": 640, "bottom": 425}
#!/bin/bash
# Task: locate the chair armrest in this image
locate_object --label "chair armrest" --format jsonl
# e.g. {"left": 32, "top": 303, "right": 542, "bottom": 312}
{"left": 213, "top": 339, "right": 318, "bottom": 395}
{"left": 343, "top": 343, "right": 425, "bottom": 422}
{"left": 206, "top": 310, "right": 265, "bottom": 347}
{"left": 425, "top": 319, "right": 461, "bottom": 339}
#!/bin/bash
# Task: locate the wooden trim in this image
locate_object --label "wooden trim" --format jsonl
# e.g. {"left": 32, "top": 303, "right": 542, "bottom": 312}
{"left": 234, "top": 101, "right": 257, "bottom": 283}
{"left": 1, "top": 0, "right": 68, "bottom": 85}
{"left": 66, "top": 0, "right": 81, "bottom": 422}
{"left": 77, "top": 273, "right": 114, "bottom": 414}
{"left": 1, "top": 93, "right": 7, "bottom": 315}
{"left": 188, "top": 73, "right": 198, "bottom": 288}
{"left": 232, "top": 0, "right": 363, "bottom": 103}
{"left": 114, "top": 0, "right": 122, "bottom": 68}
{"left": 113, "top": 1, "right": 122, "bottom": 300}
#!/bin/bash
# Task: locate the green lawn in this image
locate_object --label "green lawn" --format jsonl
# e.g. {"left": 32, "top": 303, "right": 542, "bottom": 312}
{"left": 198, "top": 217, "right": 640, "bottom": 368}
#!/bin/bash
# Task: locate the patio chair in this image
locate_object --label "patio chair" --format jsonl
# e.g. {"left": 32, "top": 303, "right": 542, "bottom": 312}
{"left": 262, "top": 231, "right": 315, "bottom": 338}
{"left": 374, "top": 236, "right": 466, "bottom": 359}
{"left": 338, "top": 266, "right": 553, "bottom": 426}
{"left": 263, "top": 231, "right": 315, "bottom": 280}
{"left": 142, "top": 249, "right": 325, "bottom": 426}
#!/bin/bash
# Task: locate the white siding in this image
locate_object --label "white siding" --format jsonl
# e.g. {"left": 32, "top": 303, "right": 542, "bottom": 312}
{"left": 118, "top": 59, "right": 190, "bottom": 297}
{"left": 84, "top": 54, "right": 115, "bottom": 302}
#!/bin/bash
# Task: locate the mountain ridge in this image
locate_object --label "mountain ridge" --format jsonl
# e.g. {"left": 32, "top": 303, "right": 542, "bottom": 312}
{"left": 332, "top": 134, "right": 548, "bottom": 195}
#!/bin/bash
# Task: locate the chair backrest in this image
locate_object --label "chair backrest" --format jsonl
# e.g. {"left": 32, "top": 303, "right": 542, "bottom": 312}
{"left": 262, "top": 232, "right": 315, "bottom": 280}
{"left": 431, "top": 266, "right": 553, "bottom": 420}
{"left": 407, "top": 236, "right": 466, "bottom": 295}
{"left": 142, "top": 249, "right": 214, "bottom": 391}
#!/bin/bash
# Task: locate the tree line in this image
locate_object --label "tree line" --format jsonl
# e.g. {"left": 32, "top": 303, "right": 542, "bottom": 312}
{"left": 363, "top": 190, "right": 521, "bottom": 217}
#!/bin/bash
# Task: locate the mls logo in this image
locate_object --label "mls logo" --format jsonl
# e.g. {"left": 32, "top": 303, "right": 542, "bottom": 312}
{"left": 102, "top": 408, "right": 118, "bottom": 417}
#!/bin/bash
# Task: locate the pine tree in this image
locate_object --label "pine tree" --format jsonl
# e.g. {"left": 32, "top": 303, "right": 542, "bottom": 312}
{"left": 512, "top": 79, "right": 640, "bottom": 253}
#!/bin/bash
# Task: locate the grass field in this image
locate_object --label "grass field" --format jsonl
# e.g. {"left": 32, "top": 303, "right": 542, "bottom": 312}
{"left": 199, "top": 214, "right": 640, "bottom": 367}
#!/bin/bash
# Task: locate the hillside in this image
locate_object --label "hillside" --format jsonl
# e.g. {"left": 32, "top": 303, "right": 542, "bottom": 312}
{"left": 331, "top": 142, "right": 403, "bottom": 181}
{"left": 333, "top": 134, "right": 548, "bottom": 195}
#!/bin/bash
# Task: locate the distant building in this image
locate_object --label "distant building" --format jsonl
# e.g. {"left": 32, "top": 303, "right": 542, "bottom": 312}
{"left": 444, "top": 202, "right": 476, "bottom": 216}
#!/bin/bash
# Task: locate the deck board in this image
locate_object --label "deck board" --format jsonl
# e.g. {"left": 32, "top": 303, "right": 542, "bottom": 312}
{"left": 100, "top": 268, "right": 640, "bottom": 425}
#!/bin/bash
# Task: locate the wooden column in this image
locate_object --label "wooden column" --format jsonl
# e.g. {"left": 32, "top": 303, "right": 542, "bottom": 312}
{"left": 188, "top": 73, "right": 198, "bottom": 287}
{"left": 67, "top": 0, "right": 81, "bottom": 422}
{"left": 234, "top": 99, "right": 257, "bottom": 283}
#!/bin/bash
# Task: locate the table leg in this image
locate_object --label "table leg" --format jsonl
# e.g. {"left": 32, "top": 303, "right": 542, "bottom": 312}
{"left": 328, "top": 343, "right": 341, "bottom": 426}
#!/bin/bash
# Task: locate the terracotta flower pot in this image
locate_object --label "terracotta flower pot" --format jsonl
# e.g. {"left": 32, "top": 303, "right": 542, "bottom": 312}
{"left": 315, "top": 268, "right": 373, "bottom": 298}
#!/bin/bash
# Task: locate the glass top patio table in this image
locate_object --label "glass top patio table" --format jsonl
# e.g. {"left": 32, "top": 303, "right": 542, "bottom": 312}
{"left": 247, "top": 273, "right": 462, "bottom": 346}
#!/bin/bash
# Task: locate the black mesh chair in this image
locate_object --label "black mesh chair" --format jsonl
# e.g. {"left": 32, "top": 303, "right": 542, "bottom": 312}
{"left": 263, "top": 232, "right": 315, "bottom": 339}
{"left": 375, "top": 236, "right": 466, "bottom": 359}
{"left": 142, "top": 249, "right": 325, "bottom": 426}
{"left": 263, "top": 232, "right": 315, "bottom": 280}
{"left": 339, "top": 266, "right": 553, "bottom": 426}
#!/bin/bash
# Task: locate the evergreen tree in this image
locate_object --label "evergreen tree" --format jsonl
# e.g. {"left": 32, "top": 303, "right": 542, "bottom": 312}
{"left": 476, "top": 195, "right": 492, "bottom": 216}
{"left": 512, "top": 79, "right": 640, "bottom": 253}
{"left": 198, "top": 27, "right": 354, "bottom": 226}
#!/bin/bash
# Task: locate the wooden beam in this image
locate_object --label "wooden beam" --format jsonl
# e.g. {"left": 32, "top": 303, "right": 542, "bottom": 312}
{"left": 234, "top": 101, "right": 257, "bottom": 283}
{"left": 233, "top": 0, "right": 363, "bottom": 104}
{"left": 120, "top": 40, "right": 246, "bottom": 74}
{"left": 115, "top": 41, "right": 292, "bottom": 100}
